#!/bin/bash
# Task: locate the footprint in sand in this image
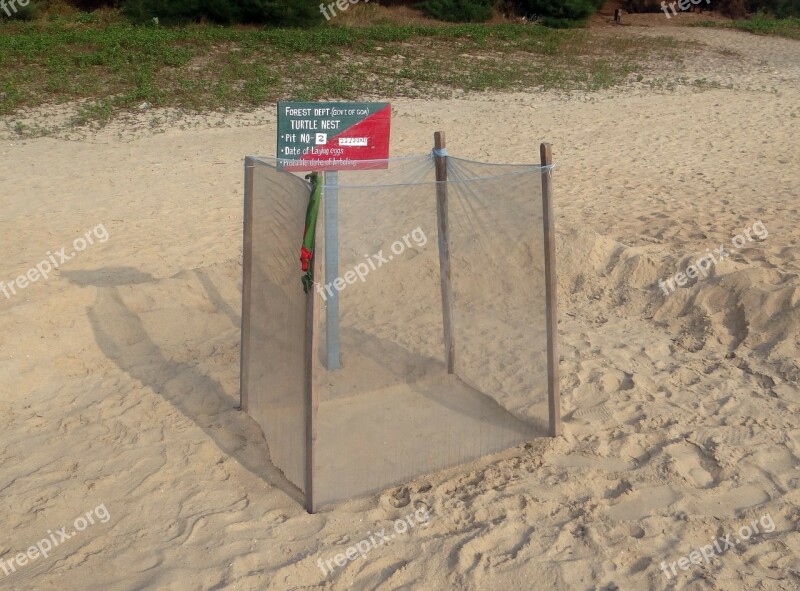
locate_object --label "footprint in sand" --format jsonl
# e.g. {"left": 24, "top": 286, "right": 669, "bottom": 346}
{"left": 571, "top": 401, "right": 615, "bottom": 423}
{"left": 455, "top": 522, "right": 537, "bottom": 574}
{"left": 607, "top": 484, "right": 680, "bottom": 522}
{"left": 690, "top": 425, "right": 747, "bottom": 448}
{"left": 664, "top": 441, "right": 716, "bottom": 488}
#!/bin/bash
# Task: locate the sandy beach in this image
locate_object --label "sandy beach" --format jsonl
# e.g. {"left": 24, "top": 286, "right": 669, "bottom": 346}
{"left": 1, "top": 23, "right": 799, "bottom": 591}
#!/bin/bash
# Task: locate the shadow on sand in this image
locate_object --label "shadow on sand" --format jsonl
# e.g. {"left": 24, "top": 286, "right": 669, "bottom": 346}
{"left": 64, "top": 266, "right": 304, "bottom": 507}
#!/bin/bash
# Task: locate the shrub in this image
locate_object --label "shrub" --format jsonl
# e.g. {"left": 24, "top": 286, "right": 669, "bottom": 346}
{"left": 714, "top": 0, "right": 749, "bottom": 16}
{"left": 510, "top": 0, "right": 605, "bottom": 27}
{"left": 747, "top": 0, "right": 800, "bottom": 16}
{"left": 66, "top": 0, "right": 119, "bottom": 8}
{"left": 420, "top": 0, "right": 494, "bottom": 22}
{"left": 121, "top": 0, "right": 323, "bottom": 26}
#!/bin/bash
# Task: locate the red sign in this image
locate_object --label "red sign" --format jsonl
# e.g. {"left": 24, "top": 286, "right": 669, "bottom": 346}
{"left": 277, "top": 102, "right": 391, "bottom": 171}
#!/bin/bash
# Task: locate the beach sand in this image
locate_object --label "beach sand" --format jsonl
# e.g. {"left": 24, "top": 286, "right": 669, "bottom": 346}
{"left": 1, "top": 25, "right": 798, "bottom": 591}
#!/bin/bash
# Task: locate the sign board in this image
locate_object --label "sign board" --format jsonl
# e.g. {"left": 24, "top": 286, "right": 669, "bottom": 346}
{"left": 277, "top": 102, "right": 391, "bottom": 171}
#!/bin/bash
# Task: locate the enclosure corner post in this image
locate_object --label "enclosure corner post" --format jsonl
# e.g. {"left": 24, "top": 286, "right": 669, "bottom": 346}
{"left": 434, "top": 131, "right": 455, "bottom": 374}
{"left": 323, "top": 170, "right": 341, "bottom": 371}
{"left": 305, "top": 182, "right": 323, "bottom": 514}
{"left": 305, "top": 272, "right": 318, "bottom": 513}
{"left": 540, "top": 143, "right": 561, "bottom": 437}
{"left": 240, "top": 156, "right": 255, "bottom": 412}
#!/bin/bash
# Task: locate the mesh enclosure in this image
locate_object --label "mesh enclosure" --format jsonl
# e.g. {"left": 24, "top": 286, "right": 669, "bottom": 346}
{"left": 242, "top": 153, "right": 556, "bottom": 510}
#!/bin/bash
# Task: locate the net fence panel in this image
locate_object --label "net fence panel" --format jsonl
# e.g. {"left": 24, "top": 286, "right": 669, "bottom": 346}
{"left": 446, "top": 158, "right": 550, "bottom": 434}
{"left": 309, "top": 156, "right": 551, "bottom": 508}
{"left": 243, "top": 158, "right": 310, "bottom": 493}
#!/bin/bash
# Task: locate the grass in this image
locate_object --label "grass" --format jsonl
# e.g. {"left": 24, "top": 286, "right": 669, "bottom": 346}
{"left": 694, "top": 15, "right": 800, "bottom": 40}
{"left": 0, "top": 14, "right": 686, "bottom": 131}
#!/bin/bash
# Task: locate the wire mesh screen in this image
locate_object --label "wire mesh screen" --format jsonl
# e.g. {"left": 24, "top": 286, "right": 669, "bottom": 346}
{"left": 446, "top": 162, "right": 550, "bottom": 432}
{"left": 242, "top": 158, "right": 310, "bottom": 493}
{"left": 242, "top": 153, "right": 555, "bottom": 510}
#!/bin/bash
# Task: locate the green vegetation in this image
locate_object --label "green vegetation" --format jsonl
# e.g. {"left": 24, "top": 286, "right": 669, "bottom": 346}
{"left": 0, "top": 18, "right": 688, "bottom": 131}
{"left": 2, "top": 0, "right": 617, "bottom": 28}
{"left": 748, "top": 0, "right": 800, "bottom": 18}
{"left": 420, "top": 0, "right": 494, "bottom": 23}
{"left": 0, "top": 0, "right": 325, "bottom": 25}
{"left": 122, "top": 0, "right": 323, "bottom": 26}
{"left": 510, "top": 0, "right": 606, "bottom": 28}
{"left": 694, "top": 14, "right": 800, "bottom": 38}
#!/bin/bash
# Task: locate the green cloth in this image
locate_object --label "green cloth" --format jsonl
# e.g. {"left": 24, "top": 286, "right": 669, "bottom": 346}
{"left": 300, "top": 172, "right": 321, "bottom": 293}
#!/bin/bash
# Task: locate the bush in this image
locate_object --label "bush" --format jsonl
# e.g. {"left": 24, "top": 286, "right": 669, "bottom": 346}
{"left": 420, "top": 0, "right": 494, "bottom": 22}
{"left": 747, "top": 0, "right": 800, "bottom": 16}
{"left": 121, "top": 0, "right": 323, "bottom": 26}
{"left": 66, "top": 0, "right": 119, "bottom": 8}
{"left": 510, "top": 0, "right": 605, "bottom": 27}
{"left": 714, "top": 0, "right": 749, "bottom": 16}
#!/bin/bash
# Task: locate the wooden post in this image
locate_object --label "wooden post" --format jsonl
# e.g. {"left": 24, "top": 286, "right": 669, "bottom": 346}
{"left": 240, "top": 157, "right": 255, "bottom": 412}
{"left": 540, "top": 144, "right": 561, "bottom": 437}
{"left": 434, "top": 132, "right": 455, "bottom": 374}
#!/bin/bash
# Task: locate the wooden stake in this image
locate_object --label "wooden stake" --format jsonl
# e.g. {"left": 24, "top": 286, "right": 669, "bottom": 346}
{"left": 540, "top": 144, "right": 561, "bottom": 437}
{"left": 434, "top": 132, "right": 455, "bottom": 374}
